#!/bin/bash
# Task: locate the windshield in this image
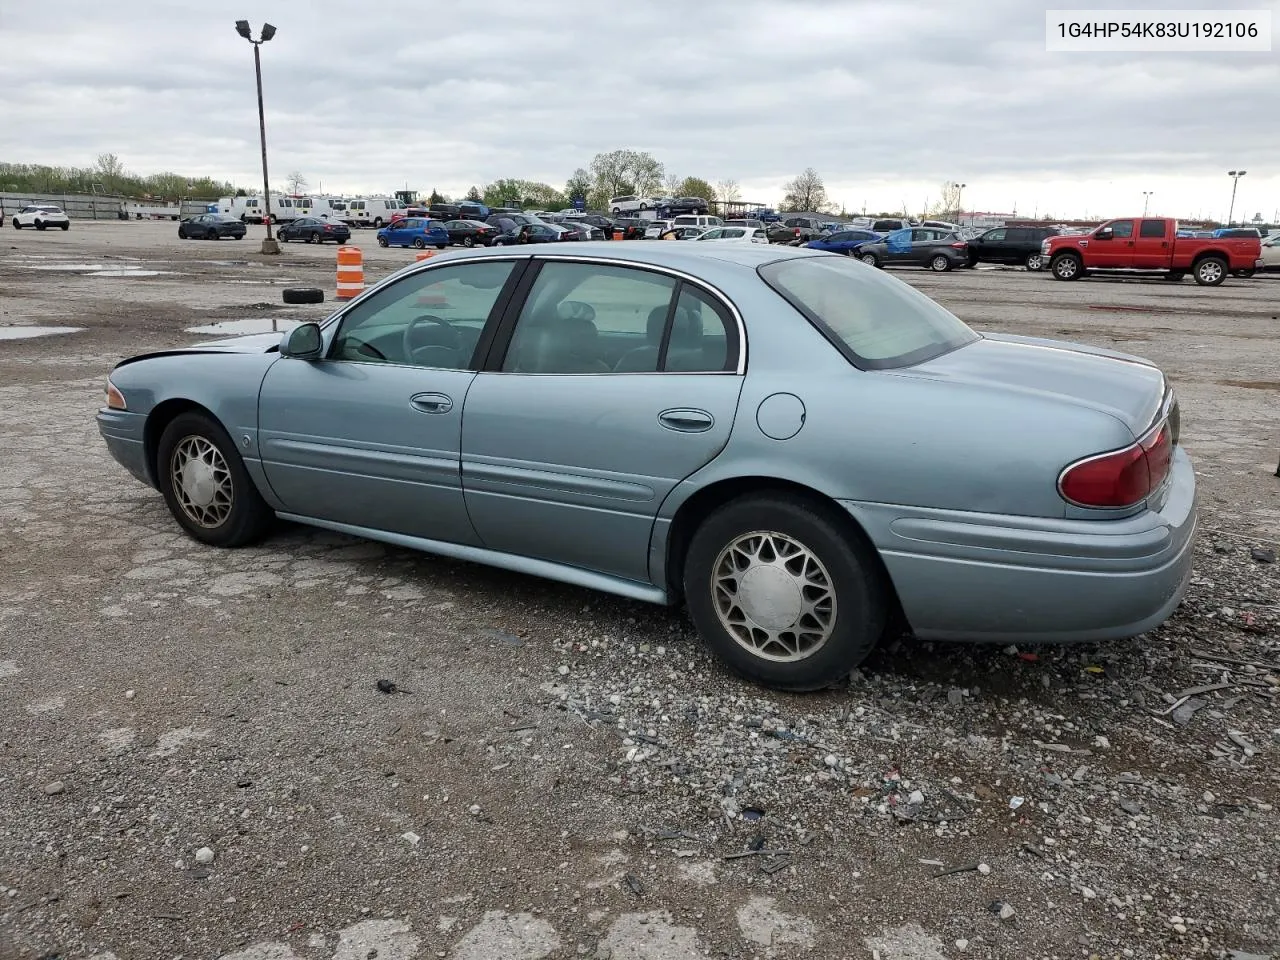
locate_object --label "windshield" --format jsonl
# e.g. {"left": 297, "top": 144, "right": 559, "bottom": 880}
{"left": 758, "top": 256, "right": 979, "bottom": 370}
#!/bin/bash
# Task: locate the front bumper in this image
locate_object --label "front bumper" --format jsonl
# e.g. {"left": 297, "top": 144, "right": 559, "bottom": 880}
{"left": 97, "top": 408, "right": 154, "bottom": 488}
{"left": 843, "top": 447, "right": 1197, "bottom": 643}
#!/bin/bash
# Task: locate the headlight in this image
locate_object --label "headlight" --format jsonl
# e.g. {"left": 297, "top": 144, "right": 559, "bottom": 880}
{"left": 105, "top": 380, "right": 126, "bottom": 410}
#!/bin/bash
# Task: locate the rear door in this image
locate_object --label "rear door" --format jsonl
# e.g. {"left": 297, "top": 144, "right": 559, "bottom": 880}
{"left": 1134, "top": 218, "right": 1171, "bottom": 268}
{"left": 460, "top": 258, "right": 744, "bottom": 584}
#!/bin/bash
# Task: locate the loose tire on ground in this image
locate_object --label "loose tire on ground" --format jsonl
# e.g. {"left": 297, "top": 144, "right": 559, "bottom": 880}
{"left": 1193, "top": 257, "right": 1227, "bottom": 286}
{"left": 282, "top": 287, "right": 324, "bottom": 305}
{"left": 156, "top": 411, "right": 273, "bottom": 548}
{"left": 682, "top": 493, "right": 889, "bottom": 691}
{"left": 1050, "top": 253, "right": 1082, "bottom": 280}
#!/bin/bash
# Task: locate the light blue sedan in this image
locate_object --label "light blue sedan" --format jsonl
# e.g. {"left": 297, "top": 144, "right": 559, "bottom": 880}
{"left": 97, "top": 244, "right": 1196, "bottom": 691}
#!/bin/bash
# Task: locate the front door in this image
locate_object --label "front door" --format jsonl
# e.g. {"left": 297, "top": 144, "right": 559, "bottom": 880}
{"left": 1093, "top": 219, "right": 1135, "bottom": 268}
{"left": 461, "top": 260, "right": 744, "bottom": 584}
{"left": 257, "top": 258, "right": 524, "bottom": 544}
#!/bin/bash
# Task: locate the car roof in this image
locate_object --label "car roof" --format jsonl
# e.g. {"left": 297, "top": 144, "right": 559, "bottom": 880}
{"left": 409, "top": 240, "right": 826, "bottom": 271}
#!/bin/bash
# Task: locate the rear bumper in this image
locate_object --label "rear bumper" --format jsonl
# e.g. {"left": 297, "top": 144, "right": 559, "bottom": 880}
{"left": 843, "top": 447, "right": 1197, "bottom": 643}
{"left": 96, "top": 408, "right": 154, "bottom": 488}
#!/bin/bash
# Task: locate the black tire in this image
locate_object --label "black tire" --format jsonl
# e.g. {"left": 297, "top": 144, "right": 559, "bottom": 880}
{"left": 683, "top": 493, "right": 888, "bottom": 691}
{"left": 462, "top": 235, "right": 474, "bottom": 247}
{"left": 178, "top": 228, "right": 187, "bottom": 239}
{"left": 859, "top": 252, "right": 880, "bottom": 268}
{"left": 305, "top": 232, "right": 316, "bottom": 244}
{"left": 373, "top": 217, "right": 384, "bottom": 228}
{"left": 929, "top": 254, "right": 952, "bottom": 272}
{"left": 35, "top": 220, "right": 46, "bottom": 231}
{"left": 436, "top": 244, "right": 447, "bottom": 250}
{"left": 1193, "top": 257, "right": 1227, "bottom": 286}
{"left": 1050, "top": 253, "right": 1082, "bottom": 280}
{"left": 60, "top": 223, "right": 70, "bottom": 231}
{"left": 11, "top": 219, "right": 20, "bottom": 229}
{"left": 156, "top": 412, "right": 273, "bottom": 548}
{"left": 1024, "top": 251, "right": 1044, "bottom": 271}
{"left": 412, "top": 237, "right": 425, "bottom": 249}
{"left": 206, "top": 229, "right": 218, "bottom": 240}
{"left": 282, "top": 287, "right": 324, "bottom": 305}
{"left": 377, "top": 236, "right": 389, "bottom": 247}
{"left": 1234, "top": 268, "right": 1255, "bottom": 279}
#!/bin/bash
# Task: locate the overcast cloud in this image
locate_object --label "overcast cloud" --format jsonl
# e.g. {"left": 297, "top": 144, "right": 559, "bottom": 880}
{"left": 1, "top": 0, "right": 1277, "bottom": 218}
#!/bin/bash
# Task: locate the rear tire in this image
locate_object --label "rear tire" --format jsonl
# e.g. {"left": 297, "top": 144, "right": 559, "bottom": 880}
{"left": 1050, "top": 253, "right": 1082, "bottom": 280}
{"left": 683, "top": 493, "right": 888, "bottom": 692}
{"left": 462, "top": 235, "right": 475, "bottom": 247}
{"left": 156, "top": 412, "right": 273, "bottom": 548}
{"left": 35, "top": 220, "right": 46, "bottom": 231}
{"left": 373, "top": 217, "right": 384, "bottom": 228}
{"left": 1193, "top": 257, "right": 1226, "bottom": 286}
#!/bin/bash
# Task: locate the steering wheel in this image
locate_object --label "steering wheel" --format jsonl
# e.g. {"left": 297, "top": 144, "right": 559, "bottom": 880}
{"left": 402, "top": 314, "right": 458, "bottom": 362}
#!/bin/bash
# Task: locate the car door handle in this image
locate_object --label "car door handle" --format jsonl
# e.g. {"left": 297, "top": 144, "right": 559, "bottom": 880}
{"left": 658, "top": 408, "right": 714, "bottom": 433}
{"left": 409, "top": 392, "right": 453, "bottom": 414}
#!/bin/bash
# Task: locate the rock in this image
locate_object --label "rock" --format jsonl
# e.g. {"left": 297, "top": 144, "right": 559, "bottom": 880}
{"left": 43, "top": 781, "right": 65, "bottom": 796}
{"left": 401, "top": 831, "right": 421, "bottom": 846}
{"left": 824, "top": 754, "right": 837, "bottom": 768}
{"left": 955, "top": 939, "right": 969, "bottom": 951}
{"left": 1173, "top": 923, "right": 1188, "bottom": 935}
{"left": 469, "top": 804, "right": 482, "bottom": 816}
{"left": 977, "top": 863, "right": 991, "bottom": 875}
{"left": 195, "top": 847, "right": 215, "bottom": 864}
{"left": 124, "top": 689, "right": 136, "bottom": 700}
{"left": 1082, "top": 887, "right": 1096, "bottom": 899}
{"left": 1250, "top": 547, "right": 1276, "bottom": 563}
{"left": 557, "top": 665, "right": 570, "bottom": 676}
{"left": 947, "top": 688, "right": 964, "bottom": 706}
{"left": 1120, "top": 798, "right": 1142, "bottom": 815}
{"left": 999, "top": 903, "right": 1016, "bottom": 921}
{"left": 907, "top": 789, "right": 925, "bottom": 806}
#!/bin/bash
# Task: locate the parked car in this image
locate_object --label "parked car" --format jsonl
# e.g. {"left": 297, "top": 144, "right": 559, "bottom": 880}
{"left": 671, "top": 214, "right": 724, "bottom": 232}
{"left": 855, "top": 228, "right": 968, "bottom": 271}
{"left": 1043, "top": 217, "right": 1264, "bottom": 286}
{"left": 610, "top": 195, "right": 658, "bottom": 214}
{"left": 375, "top": 217, "right": 450, "bottom": 249}
{"left": 613, "top": 218, "right": 651, "bottom": 240}
{"left": 346, "top": 198, "right": 407, "bottom": 228}
{"left": 1259, "top": 232, "right": 1280, "bottom": 272}
{"left": 277, "top": 216, "right": 350, "bottom": 244}
{"left": 97, "top": 244, "right": 1196, "bottom": 692}
{"left": 725, "top": 219, "right": 766, "bottom": 230}
{"left": 560, "top": 221, "right": 605, "bottom": 241}
{"left": 513, "top": 223, "right": 567, "bottom": 244}
{"left": 458, "top": 201, "right": 490, "bottom": 220}
{"left": 177, "top": 213, "right": 246, "bottom": 241}
{"left": 427, "top": 203, "right": 461, "bottom": 221}
{"left": 445, "top": 219, "right": 500, "bottom": 247}
{"left": 767, "top": 218, "right": 828, "bottom": 244}
{"left": 803, "top": 229, "right": 881, "bottom": 256}
{"left": 660, "top": 196, "right": 711, "bottom": 217}
{"left": 578, "top": 214, "right": 616, "bottom": 236}
{"left": 645, "top": 219, "right": 674, "bottom": 239}
{"left": 695, "top": 226, "right": 768, "bottom": 244}
{"left": 659, "top": 226, "right": 706, "bottom": 240}
{"left": 870, "top": 218, "right": 911, "bottom": 233}
{"left": 12, "top": 204, "right": 70, "bottom": 230}
{"left": 965, "top": 226, "right": 1061, "bottom": 270}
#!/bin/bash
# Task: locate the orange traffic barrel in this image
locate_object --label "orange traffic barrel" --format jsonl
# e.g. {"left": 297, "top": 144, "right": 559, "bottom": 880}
{"left": 613, "top": 229, "right": 624, "bottom": 240}
{"left": 336, "top": 246, "right": 364, "bottom": 300}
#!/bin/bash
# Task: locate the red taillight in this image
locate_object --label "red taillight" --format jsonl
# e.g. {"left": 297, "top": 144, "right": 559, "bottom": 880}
{"left": 950, "top": 241, "right": 966, "bottom": 248}
{"left": 1059, "top": 421, "right": 1173, "bottom": 508}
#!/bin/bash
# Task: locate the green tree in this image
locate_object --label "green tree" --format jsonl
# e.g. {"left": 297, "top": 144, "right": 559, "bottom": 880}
{"left": 96, "top": 152, "right": 125, "bottom": 192}
{"left": 482, "top": 179, "right": 529, "bottom": 207}
{"left": 564, "top": 168, "right": 591, "bottom": 205}
{"left": 465, "top": 185, "right": 482, "bottom": 201}
{"left": 521, "top": 182, "right": 567, "bottom": 209}
{"left": 428, "top": 188, "right": 444, "bottom": 205}
{"left": 588, "top": 149, "right": 664, "bottom": 210}
{"left": 676, "top": 176, "right": 715, "bottom": 201}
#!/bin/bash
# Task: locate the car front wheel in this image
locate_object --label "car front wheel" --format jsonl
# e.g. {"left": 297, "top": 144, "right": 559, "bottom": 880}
{"left": 930, "top": 254, "right": 952, "bottom": 272}
{"left": 156, "top": 412, "right": 273, "bottom": 548}
{"left": 1051, "top": 253, "right": 1082, "bottom": 280}
{"left": 60, "top": 223, "right": 70, "bottom": 231}
{"left": 377, "top": 236, "right": 389, "bottom": 247}
{"left": 1025, "top": 252, "right": 1043, "bottom": 270}
{"left": 683, "top": 494, "right": 888, "bottom": 691}
{"left": 11, "top": 218, "right": 21, "bottom": 229}
{"left": 859, "top": 252, "right": 880, "bottom": 267}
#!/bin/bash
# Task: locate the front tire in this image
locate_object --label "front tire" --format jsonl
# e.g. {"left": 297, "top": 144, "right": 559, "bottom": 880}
{"left": 60, "top": 223, "right": 70, "bottom": 231}
{"left": 1050, "top": 253, "right": 1082, "bottom": 280}
{"left": 11, "top": 219, "right": 20, "bottom": 229}
{"left": 1193, "top": 257, "right": 1227, "bottom": 286}
{"left": 412, "top": 238, "right": 425, "bottom": 249}
{"left": 683, "top": 494, "right": 888, "bottom": 691}
{"left": 1024, "top": 252, "right": 1044, "bottom": 270}
{"left": 859, "top": 252, "right": 880, "bottom": 268}
{"left": 156, "top": 412, "right": 273, "bottom": 548}
{"left": 377, "top": 236, "right": 389, "bottom": 247}
{"left": 35, "top": 220, "right": 46, "bottom": 231}
{"left": 930, "top": 254, "right": 952, "bottom": 272}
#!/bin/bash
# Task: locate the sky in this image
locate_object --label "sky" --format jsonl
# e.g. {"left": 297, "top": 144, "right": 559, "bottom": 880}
{"left": 1, "top": 0, "right": 1278, "bottom": 221}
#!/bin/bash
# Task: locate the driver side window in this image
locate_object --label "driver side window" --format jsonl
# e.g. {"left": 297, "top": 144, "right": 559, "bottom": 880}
{"left": 328, "top": 261, "right": 517, "bottom": 370}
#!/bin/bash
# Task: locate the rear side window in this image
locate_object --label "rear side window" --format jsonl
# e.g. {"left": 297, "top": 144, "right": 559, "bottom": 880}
{"left": 1139, "top": 219, "right": 1165, "bottom": 238}
{"left": 758, "top": 256, "right": 979, "bottom": 370}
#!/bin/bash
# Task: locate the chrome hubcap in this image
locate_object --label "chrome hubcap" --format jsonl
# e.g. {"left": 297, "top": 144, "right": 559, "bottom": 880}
{"left": 1027, "top": 254, "right": 1042, "bottom": 269}
{"left": 932, "top": 257, "right": 947, "bottom": 270}
{"left": 712, "top": 531, "right": 836, "bottom": 662}
{"left": 1057, "top": 258, "right": 1077, "bottom": 277}
{"left": 170, "top": 436, "right": 233, "bottom": 527}
{"left": 1199, "top": 262, "right": 1222, "bottom": 282}
{"left": 861, "top": 255, "right": 876, "bottom": 264}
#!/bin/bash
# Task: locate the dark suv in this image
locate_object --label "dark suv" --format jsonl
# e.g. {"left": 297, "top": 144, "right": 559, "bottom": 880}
{"left": 660, "top": 196, "right": 710, "bottom": 217}
{"left": 965, "top": 225, "right": 1061, "bottom": 270}
{"left": 767, "top": 217, "right": 828, "bottom": 244}
{"left": 428, "top": 203, "right": 461, "bottom": 221}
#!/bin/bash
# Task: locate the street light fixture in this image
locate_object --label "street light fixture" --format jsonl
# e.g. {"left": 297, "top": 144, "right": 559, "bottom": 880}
{"left": 1142, "top": 191, "right": 1154, "bottom": 216}
{"left": 951, "top": 181, "right": 967, "bottom": 223}
{"left": 1227, "top": 170, "right": 1247, "bottom": 227}
{"left": 235, "top": 21, "right": 280, "bottom": 254}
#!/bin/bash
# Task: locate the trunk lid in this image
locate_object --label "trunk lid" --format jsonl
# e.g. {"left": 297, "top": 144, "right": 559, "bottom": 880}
{"left": 896, "top": 334, "right": 1167, "bottom": 438}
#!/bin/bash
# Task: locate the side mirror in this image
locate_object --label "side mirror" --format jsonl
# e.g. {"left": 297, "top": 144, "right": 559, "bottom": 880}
{"left": 281, "top": 322, "right": 323, "bottom": 359}
{"left": 1095, "top": 228, "right": 1113, "bottom": 240}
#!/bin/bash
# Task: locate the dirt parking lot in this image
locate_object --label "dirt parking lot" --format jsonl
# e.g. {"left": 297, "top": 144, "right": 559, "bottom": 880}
{"left": 1, "top": 220, "right": 1278, "bottom": 960}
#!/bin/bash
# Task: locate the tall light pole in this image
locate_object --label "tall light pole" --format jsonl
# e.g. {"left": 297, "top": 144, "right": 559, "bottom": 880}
{"left": 236, "top": 20, "right": 280, "bottom": 254}
{"left": 952, "top": 181, "right": 967, "bottom": 223}
{"left": 1142, "top": 191, "right": 1153, "bottom": 216}
{"left": 1226, "top": 170, "right": 1247, "bottom": 227}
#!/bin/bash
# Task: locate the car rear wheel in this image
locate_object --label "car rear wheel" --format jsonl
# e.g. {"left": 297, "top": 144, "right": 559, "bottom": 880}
{"left": 683, "top": 493, "right": 888, "bottom": 691}
{"left": 859, "top": 252, "right": 880, "bottom": 267}
{"left": 306, "top": 232, "right": 317, "bottom": 244}
{"left": 412, "top": 238, "right": 425, "bottom": 249}
{"left": 1025, "top": 252, "right": 1044, "bottom": 270}
{"left": 462, "top": 235, "right": 474, "bottom": 247}
{"left": 611, "top": 208, "right": 621, "bottom": 215}
{"left": 1051, "top": 253, "right": 1082, "bottom": 280}
{"left": 156, "top": 412, "right": 273, "bottom": 548}
{"left": 206, "top": 229, "right": 218, "bottom": 240}
{"left": 930, "top": 254, "right": 952, "bottom": 272}
{"left": 373, "top": 217, "right": 384, "bottom": 228}
{"left": 1193, "top": 257, "right": 1227, "bottom": 286}
{"left": 1233, "top": 268, "right": 1255, "bottom": 279}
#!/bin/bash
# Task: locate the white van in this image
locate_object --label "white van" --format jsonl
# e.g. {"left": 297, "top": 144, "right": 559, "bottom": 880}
{"left": 346, "top": 197, "right": 407, "bottom": 228}
{"left": 218, "top": 193, "right": 306, "bottom": 224}
{"left": 671, "top": 214, "right": 724, "bottom": 230}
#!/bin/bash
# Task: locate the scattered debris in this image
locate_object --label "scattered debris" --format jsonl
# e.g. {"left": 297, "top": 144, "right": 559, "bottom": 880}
{"left": 195, "top": 847, "right": 215, "bottom": 865}
{"left": 1251, "top": 547, "right": 1276, "bottom": 564}
{"left": 42, "top": 781, "right": 65, "bottom": 796}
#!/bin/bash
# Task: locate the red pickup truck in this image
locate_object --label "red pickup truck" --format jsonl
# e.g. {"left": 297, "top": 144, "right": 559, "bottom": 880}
{"left": 1043, "top": 217, "right": 1262, "bottom": 286}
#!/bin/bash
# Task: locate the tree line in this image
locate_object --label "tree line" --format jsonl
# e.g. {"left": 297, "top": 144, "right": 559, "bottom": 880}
{"left": 0, "top": 154, "right": 235, "bottom": 200}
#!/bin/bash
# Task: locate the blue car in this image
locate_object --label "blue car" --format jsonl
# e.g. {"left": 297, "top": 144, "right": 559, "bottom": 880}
{"left": 376, "top": 217, "right": 449, "bottom": 250}
{"left": 804, "top": 229, "right": 881, "bottom": 255}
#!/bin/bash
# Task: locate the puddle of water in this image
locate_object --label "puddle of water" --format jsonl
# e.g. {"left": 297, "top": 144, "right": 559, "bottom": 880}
{"left": 0, "top": 326, "right": 84, "bottom": 340}
{"left": 185, "top": 318, "right": 301, "bottom": 335}
{"left": 93, "top": 269, "right": 172, "bottom": 277}
{"left": 18, "top": 263, "right": 107, "bottom": 271}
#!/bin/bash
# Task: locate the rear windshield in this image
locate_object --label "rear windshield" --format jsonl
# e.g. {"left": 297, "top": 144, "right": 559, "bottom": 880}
{"left": 758, "top": 256, "right": 979, "bottom": 370}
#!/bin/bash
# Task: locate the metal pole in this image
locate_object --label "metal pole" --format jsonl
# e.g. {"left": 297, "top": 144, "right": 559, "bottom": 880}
{"left": 253, "top": 42, "right": 274, "bottom": 242}
{"left": 1227, "top": 175, "right": 1239, "bottom": 226}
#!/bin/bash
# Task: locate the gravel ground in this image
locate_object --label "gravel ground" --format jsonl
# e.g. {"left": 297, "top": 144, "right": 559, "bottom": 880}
{"left": 1, "top": 221, "right": 1278, "bottom": 960}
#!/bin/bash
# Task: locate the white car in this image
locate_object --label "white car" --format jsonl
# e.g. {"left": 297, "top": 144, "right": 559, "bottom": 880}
{"left": 1260, "top": 233, "right": 1280, "bottom": 272}
{"left": 644, "top": 219, "right": 673, "bottom": 239}
{"left": 609, "top": 195, "right": 658, "bottom": 215}
{"left": 695, "top": 226, "right": 768, "bottom": 244}
{"left": 724, "top": 219, "right": 766, "bottom": 230}
{"left": 12, "top": 204, "right": 70, "bottom": 231}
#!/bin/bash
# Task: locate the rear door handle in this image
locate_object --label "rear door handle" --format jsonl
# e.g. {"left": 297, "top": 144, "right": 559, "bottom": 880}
{"left": 409, "top": 392, "right": 453, "bottom": 414}
{"left": 658, "top": 408, "right": 714, "bottom": 433}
